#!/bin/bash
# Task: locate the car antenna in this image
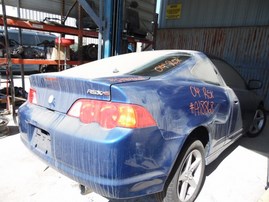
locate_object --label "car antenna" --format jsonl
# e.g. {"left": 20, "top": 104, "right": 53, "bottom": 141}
{"left": 113, "top": 68, "right": 119, "bottom": 73}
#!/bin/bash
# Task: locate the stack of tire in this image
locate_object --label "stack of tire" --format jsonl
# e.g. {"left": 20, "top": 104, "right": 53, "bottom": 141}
{"left": 83, "top": 44, "right": 98, "bottom": 61}
{"left": 70, "top": 44, "right": 98, "bottom": 61}
{"left": 0, "top": 117, "right": 9, "bottom": 137}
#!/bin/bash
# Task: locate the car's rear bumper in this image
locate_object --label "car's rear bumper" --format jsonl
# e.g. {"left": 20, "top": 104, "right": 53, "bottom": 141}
{"left": 18, "top": 103, "right": 183, "bottom": 199}
{"left": 20, "top": 135, "right": 167, "bottom": 199}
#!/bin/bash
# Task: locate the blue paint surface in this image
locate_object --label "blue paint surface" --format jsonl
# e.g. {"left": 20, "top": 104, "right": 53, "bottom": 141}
{"left": 18, "top": 50, "right": 244, "bottom": 199}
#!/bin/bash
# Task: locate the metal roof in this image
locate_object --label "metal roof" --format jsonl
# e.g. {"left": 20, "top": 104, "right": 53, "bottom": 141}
{"left": 4, "top": 0, "right": 78, "bottom": 18}
{"left": 3, "top": 0, "right": 156, "bottom": 34}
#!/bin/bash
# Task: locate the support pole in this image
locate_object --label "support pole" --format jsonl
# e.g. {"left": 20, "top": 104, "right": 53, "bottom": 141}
{"left": 1, "top": 0, "right": 17, "bottom": 124}
{"left": 152, "top": 13, "right": 158, "bottom": 50}
{"left": 97, "top": 0, "right": 103, "bottom": 59}
{"left": 77, "top": 5, "right": 83, "bottom": 64}
{"left": 265, "top": 156, "right": 269, "bottom": 190}
{"left": 113, "top": 0, "right": 123, "bottom": 56}
{"left": 17, "top": 0, "right": 26, "bottom": 98}
{"left": 77, "top": 0, "right": 116, "bottom": 58}
{"left": 103, "top": 0, "right": 113, "bottom": 58}
{"left": 61, "top": 0, "right": 65, "bottom": 25}
{"left": 77, "top": 0, "right": 104, "bottom": 59}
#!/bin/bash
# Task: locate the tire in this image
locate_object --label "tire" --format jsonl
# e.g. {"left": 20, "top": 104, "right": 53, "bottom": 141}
{"left": 247, "top": 107, "right": 267, "bottom": 137}
{"left": 158, "top": 140, "right": 205, "bottom": 202}
{"left": 39, "top": 65, "right": 46, "bottom": 73}
{"left": 0, "top": 117, "right": 9, "bottom": 137}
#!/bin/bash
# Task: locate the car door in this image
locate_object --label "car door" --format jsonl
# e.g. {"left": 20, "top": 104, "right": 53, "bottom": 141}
{"left": 210, "top": 58, "right": 244, "bottom": 141}
{"left": 225, "top": 87, "right": 243, "bottom": 140}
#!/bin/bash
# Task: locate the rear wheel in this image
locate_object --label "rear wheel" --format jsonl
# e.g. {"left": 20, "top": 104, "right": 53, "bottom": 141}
{"left": 159, "top": 140, "right": 205, "bottom": 202}
{"left": 247, "top": 107, "right": 266, "bottom": 137}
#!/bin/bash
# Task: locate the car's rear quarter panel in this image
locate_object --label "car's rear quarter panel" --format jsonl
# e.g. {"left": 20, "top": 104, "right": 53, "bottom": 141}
{"left": 112, "top": 77, "right": 231, "bottom": 172}
{"left": 113, "top": 78, "right": 231, "bottom": 139}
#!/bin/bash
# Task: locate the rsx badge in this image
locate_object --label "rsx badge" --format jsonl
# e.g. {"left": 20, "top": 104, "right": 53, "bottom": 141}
{"left": 87, "top": 89, "right": 110, "bottom": 96}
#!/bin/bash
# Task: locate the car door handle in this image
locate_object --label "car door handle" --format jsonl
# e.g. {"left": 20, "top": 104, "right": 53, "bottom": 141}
{"left": 234, "top": 100, "right": 239, "bottom": 104}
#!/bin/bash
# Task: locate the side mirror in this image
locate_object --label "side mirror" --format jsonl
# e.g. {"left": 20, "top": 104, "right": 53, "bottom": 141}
{"left": 248, "top": 80, "right": 262, "bottom": 90}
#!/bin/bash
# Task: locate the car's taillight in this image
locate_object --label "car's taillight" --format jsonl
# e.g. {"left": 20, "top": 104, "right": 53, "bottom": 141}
{"left": 67, "top": 99, "right": 156, "bottom": 129}
{"left": 28, "top": 88, "right": 37, "bottom": 104}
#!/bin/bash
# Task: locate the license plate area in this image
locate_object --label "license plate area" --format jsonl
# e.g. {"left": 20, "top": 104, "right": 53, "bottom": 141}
{"left": 32, "top": 128, "right": 51, "bottom": 155}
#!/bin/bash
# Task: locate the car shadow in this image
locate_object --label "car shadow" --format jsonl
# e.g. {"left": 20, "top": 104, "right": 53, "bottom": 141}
{"left": 205, "top": 137, "right": 241, "bottom": 176}
{"left": 238, "top": 114, "right": 269, "bottom": 156}
{"left": 0, "top": 126, "right": 19, "bottom": 138}
{"left": 108, "top": 194, "right": 157, "bottom": 202}
{"left": 239, "top": 130, "right": 269, "bottom": 158}
{"left": 8, "top": 125, "right": 20, "bottom": 136}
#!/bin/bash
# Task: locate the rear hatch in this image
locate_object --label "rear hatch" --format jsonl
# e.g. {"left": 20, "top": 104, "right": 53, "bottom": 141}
{"left": 29, "top": 73, "right": 149, "bottom": 113}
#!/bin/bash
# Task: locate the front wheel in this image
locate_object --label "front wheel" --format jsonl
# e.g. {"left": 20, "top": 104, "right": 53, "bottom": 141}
{"left": 247, "top": 108, "right": 267, "bottom": 137}
{"left": 158, "top": 140, "right": 205, "bottom": 202}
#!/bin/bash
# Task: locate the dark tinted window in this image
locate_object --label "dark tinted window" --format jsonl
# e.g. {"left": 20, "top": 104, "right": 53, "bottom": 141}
{"left": 128, "top": 55, "right": 190, "bottom": 76}
{"left": 211, "top": 59, "right": 246, "bottom": 89}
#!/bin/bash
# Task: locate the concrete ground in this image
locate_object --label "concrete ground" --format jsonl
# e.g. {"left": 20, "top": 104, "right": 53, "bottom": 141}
{"left": 0, "top": 75, "right": 269, "bottom": 202}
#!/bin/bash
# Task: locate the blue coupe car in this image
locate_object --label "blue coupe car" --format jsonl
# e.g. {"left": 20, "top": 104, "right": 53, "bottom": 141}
{"left": 18, "top": 50, "right": 266, "bottom": 202}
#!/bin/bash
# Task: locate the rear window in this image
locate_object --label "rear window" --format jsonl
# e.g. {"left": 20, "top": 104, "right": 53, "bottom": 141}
{"left": 127, "top": 55, "right": 190, "bottom": 76}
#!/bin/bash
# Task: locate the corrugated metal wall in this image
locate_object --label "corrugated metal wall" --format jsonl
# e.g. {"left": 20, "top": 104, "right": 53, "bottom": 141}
{"left": 159, "top": 0, "right": 269, "bottom": 28}
{"left": 156, "top": 27, "right": 269, "bottom": 109}
{"left": 157, "top": 0, "right": 269, "bottom": 109}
